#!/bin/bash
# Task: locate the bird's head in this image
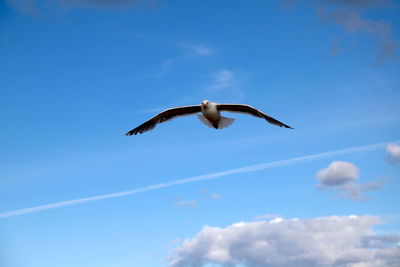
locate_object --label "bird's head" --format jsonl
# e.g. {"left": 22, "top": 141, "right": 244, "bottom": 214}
{"left": 202, "top": 100, "right": 210, "bottom": 107}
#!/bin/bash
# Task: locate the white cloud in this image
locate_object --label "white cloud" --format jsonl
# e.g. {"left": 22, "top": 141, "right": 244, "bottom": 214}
{"left": 317, "top": 161, "right": 382, "bottom": 201}
{"left": 317, "top": 161, "right": 359, "bottom": 186}
{"left": 386, "top": 143, "right": 400, "bottom": 164}
{"left": 170, "top": 215, "right": 400, "bottom": 267}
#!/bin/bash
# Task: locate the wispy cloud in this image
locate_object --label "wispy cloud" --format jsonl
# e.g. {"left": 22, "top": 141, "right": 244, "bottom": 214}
{"left": 339, "top": 180, "right": 383, "bottom": 200}
{"left": 205, "top": 69, "right": 236, "bottom": 91}
{"left": 136, "top": 42, "right": 214, "bottom": 80}
{"left": 178, "top": 43, "right": 215, "bottom": 56}
{"left": 287, "top": 0, "right": 399, "bottom": 63}
{"left": 160, "top": 58, "right": 175, "bottom": 75}
{"left": 318, "top": 1, "right": 398, "bottom": 63}
{"left": 0, "top": 140, "right": 396, "bottom": 219}
{"left": 6, "top": 0, "right": 156, "bottom": 15}
{"left": 210, "top": 193, "right": 221, "bottom": 200}
{"left": 66, "top": 0, "right": 141, "bottom": 5}
{"left": 173, "top": 190, "right": 220, "bottom": 209}
{"left": 174, "top": 197, "right": 197, "bottom": 209}
{"left": 317, "top": 0, "right": 398, "bottom": 63}
{"left": 202, "top": 69, "right": 246, "bottom": 102}
{"left": 6, "top": 0, "right": 40, "bottom": 16}
{"left": 199, "top": 189, "right": 221, "bottom": 200}
{"left": 134, "top": 58, "right": 176, "bottom": 81}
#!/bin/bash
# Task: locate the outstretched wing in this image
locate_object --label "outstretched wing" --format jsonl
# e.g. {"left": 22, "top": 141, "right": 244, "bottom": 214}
{"left": 216, "top": 104, "right": 293, "bottom": 129}
{"left": 126, "top": 105, "right": 202, "bottom": 135}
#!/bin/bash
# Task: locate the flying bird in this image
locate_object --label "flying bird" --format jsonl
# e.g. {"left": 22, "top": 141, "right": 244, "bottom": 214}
{"left": 126, "top": 100, "right": 293, "bottom": 135}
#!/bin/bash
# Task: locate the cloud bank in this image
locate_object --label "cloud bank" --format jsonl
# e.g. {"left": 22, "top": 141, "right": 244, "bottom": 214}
{"left": 317, "top": 161, "right": 382, "bottom": 201}
{"left": 170, "top": 215, "right": 400, "bottom": 267}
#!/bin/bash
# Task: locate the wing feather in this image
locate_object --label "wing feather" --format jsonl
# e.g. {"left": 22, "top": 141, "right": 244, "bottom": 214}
{"left": 216, "top": 104, "right": 293, "bottom": 129}
{"left": 126, "top": 105, "right": 202, "bottom": 135}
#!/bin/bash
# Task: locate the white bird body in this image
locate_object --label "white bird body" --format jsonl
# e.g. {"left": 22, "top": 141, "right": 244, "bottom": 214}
{"left": 201, "top": 100, "right": 221, "bottom": 128}
{"left": 125, "top": 99, "right": 293, "bottom": 135}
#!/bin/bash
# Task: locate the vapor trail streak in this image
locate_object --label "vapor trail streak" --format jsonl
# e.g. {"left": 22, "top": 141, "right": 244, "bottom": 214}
{"left": 0, "top": 141, "right": 395, "bottom": 219}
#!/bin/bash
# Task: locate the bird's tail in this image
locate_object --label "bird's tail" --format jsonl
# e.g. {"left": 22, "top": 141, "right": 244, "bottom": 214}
{"left": 197, "top": 115, "right": 214, "bottom": 128}
{"left": 218, "top": 116, "right": 235, "bottom": 129}
{"left": 197, "top": 115, "right": 235, "bottom": 129}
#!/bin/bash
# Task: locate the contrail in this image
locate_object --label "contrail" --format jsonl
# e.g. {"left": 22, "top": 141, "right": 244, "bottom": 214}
{"left": 1, "top": 141, "right": 396, "bottom": 219}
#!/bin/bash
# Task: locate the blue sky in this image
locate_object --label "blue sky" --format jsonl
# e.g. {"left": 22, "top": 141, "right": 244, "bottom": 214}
{"left": 1, "top": 0, "right": 400, "bottom": 266}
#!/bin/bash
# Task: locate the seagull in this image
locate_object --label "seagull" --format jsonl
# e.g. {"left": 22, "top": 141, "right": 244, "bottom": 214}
{"left": 126, "top": 100, "right": 293, "bottom": 135}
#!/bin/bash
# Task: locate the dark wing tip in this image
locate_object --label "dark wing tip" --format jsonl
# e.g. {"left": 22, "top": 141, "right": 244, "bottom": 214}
{"left": 125, "top": 130, "right": 137, "bottom": 136}
{"left": 125, "top": 121, "right": 157, "bottom": 136}
{"left": 283, "top": 124, "right": 294, "bottom": 129}
{"left": 265, "top": 117, "right": 294, "bottom": 130}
